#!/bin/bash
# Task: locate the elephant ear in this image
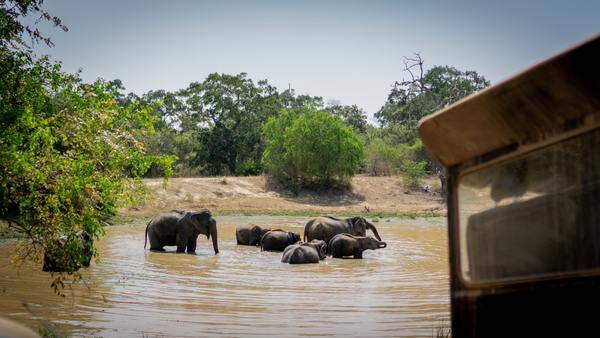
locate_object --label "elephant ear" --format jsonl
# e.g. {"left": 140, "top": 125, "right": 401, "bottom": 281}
{"left": 349, "top": 216, "right": 365, "bottom": 232}
{"left": 190, "top": 210, "right": 212, "bottom": 235}
{"left": 191, "top": 210, "right": 212, "bottom": 222}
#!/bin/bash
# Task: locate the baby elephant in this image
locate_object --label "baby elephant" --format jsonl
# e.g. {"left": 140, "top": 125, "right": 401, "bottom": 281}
{"left": 328, "top": 233, "right": 387, "bottom": 259}
{"left": 281, "top": 240, "right": 327, "bottom": 264}
{"left": 236, "top": 224, "right": 271, "bottom": 246}
{"left": 260, "top": 229, "right": 301, "bottom": 252}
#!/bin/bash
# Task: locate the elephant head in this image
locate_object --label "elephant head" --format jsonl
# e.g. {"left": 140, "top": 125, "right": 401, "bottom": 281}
{"left": 187, "top": 210, "right": 219, "bottom": 254}
{"left": 307, "top": 239, "right": 327, "bottom": 260}
{"left": 249, "top": 225, "right": 270, "bottom": 246}
{"left": 288, "top": 232, "right": 301, "bottom": 244}
{"left": 361, "top": 236, "right": 387, "bottom": 250}
{"left": 349, "top": 217, "right": 382, "bottom": 241}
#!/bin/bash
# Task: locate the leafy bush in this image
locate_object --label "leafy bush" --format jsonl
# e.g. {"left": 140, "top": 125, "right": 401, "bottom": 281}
{"left": 400, "top": 160, "right": 428, "bottom": 188}
{"left": 364, "top": 138, "right": 401, "bottom": 176}
{"left": 0, "top": 51, "right": 173, "bottom": 291}
{"left": 262, "top": 110, "right": 364, "bottom": 190}
{"left": 364, "top": 134, "right": 429, "bottom": 189}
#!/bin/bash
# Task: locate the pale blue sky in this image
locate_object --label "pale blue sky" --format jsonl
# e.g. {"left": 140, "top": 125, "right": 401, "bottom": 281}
{"left": 33, "top": 0, "right": 599, "bottom": 120}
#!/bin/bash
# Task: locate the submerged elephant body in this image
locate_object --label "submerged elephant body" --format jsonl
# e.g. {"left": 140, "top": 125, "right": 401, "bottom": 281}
{"left": 281, "top": 239, "right": 327, "bottom": 264}
{"left": 145, "top": 210, "right": 219, "bottom": 254}
{"left": 303, "top": 216, "right": 382, "bottom": 246}
{"left": 328, "top": 233, "right": 387, "bottom": 259}
{"left": 236, "top": 224, "right": 271, "bottom": 246}
{"left": 261, "top": 229, "right": 301, "bottom": 252}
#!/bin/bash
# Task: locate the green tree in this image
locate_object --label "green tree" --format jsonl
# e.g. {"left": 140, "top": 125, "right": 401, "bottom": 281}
{"left": 181, "top": 73, "right": 282, "bottom": 175}
{"left": 324, "top": 104, "right": 368, "bottom": 134}
{"left": 376, "top": 54, "right": 489, "bottom": 135}
{"left": 0, "top": 0, "right": 67, "bottom": 48}
{"left": 364, "top": 138, "right": 401, "bottom": 176}
{"left": 0, "top": 2, "right": 172, "bottom": 292}
{"left": 375, "top": 54, "right": 489, "bottom": 193}
{"left": 263, "top": 110, "right": 364, "bottom": 191}
{"left": 279, "top": 88, "right": 324, "bottom": 111}
{"left": 138, "top": 89, "right": 199, "bottom": 175}
{"left": 0, "top": 52, "right": 173, "bottom": 290}
{"left": 399, "top": 159, "right": 428, "bottom": 189}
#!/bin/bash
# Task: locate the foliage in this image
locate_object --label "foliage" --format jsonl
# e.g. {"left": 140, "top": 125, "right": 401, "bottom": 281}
{"left": 376, "top": 54, "right": 489, "bottom": 138}
{"left": 399, "top": 159, "right": 428, "bottom": 188}
{"left": 364, "top": 138, "right": 402, "bottom": 176}
{"left": 263, "top": 110, "right": 364, "bottom": 190}
{"left": 0, "top": 0, "right": 67, "bottom": 48}
{"left": 363, "top": 134, "right": 430, "bottom": 189}
{"left": 0, "top": 50, "right": 172, "bottom": 290}
{"left": 135, "top": 77, "right": 369, "bottom": 178}
{"left": 374, "top": 54, "right": 489, "bottom": 193}
{"left": 324, "top": 104, "right": 368, "bottom": 134}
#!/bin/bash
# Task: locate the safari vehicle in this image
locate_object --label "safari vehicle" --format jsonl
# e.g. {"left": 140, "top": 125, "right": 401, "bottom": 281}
{"left": 419, "top": 35, "right": 600, "bottom": 337}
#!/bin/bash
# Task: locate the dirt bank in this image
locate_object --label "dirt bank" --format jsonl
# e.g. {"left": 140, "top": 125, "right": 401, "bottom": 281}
{"left": 119, "top": 175, "right": 446, "bottom": 218}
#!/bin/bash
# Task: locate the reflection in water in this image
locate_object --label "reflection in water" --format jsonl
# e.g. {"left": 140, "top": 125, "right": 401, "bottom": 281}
{"left": 0, "top": 216, "right": 449, "bottom": 337}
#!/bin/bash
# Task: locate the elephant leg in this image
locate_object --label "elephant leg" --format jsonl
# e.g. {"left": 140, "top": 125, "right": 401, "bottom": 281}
{"left": 186, "top": 238, "right": 197, "bottom": 254}
{"left": 353, "top": 250, "right": 363, "bottom": 259}
{"left": 176, "top": 233, "right": 187, "bottom": 253}
{"left": 149, "top": 231, "right": 165, "bottom": 252}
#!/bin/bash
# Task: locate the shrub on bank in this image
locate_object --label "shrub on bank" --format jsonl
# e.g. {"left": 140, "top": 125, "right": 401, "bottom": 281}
{"left": 262, "top": 110, "right": 364, "bottom": 191}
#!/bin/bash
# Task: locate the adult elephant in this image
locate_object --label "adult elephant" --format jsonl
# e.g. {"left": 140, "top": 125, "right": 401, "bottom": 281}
{"left": 303, "top": 216, "right": 382, "bottom": 244}
{"left": 236, "top": 224, "right": 271, "bottom": 246}
{"left": 281, "top": 240, "right": 327, "bottom": 264}
{"left": 144, "top": 210, "right": 218, "bottom": 254}
{"left": 260, "top": 229, "right": 301, "bottom": 252}
{"left": 328, "top": 233, "right": 387, "bottom": 259}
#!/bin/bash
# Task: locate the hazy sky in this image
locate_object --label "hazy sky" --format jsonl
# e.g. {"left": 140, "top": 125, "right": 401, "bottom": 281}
{"left": 33, "top": 0, "right": 599, "bottom": 120}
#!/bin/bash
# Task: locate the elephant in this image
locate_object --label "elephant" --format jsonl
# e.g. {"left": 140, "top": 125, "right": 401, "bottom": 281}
{"left": 144, "top": 209, "right": 218, "bottom": 254}
{"left": 43, "top": 231, "right": 93, "bottom": 272}
{"left": 281, "top": 239, "right": 327, "bottom": 264}
{"left": 328, "top": 233, "right": 387, "bottom": 259}
{"left": 236, "top": 224, "right": 271, "bottom": 246}
{"left": 260, "top": 229, "right": 301, "bottom": 252}
{"left": 303, "top": 216, "right": 382, "bottom": 246}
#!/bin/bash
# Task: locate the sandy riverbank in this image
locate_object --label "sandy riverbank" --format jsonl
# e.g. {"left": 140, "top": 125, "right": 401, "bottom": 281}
{"left": 119, "top": 175, "right": 446, "bottom": 218}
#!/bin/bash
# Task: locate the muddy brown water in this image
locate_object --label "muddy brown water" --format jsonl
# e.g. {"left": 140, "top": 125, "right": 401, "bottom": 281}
{"left": 0, "top": 216, "right": 449, "bottom": 337}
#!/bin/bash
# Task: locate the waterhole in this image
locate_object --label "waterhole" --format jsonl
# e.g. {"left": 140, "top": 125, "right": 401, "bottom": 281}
{"left": 0, "top": 216, "right": 449, "bottom": 337}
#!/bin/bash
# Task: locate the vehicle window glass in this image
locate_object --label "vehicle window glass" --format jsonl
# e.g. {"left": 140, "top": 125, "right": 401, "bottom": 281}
{"left": 458, "top": 128, "right": 600, "bottom": 283}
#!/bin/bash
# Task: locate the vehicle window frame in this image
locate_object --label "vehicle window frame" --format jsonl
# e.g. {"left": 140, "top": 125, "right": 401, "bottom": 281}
{"left": 453, "top": 125, "right": 600, "bottom": 288}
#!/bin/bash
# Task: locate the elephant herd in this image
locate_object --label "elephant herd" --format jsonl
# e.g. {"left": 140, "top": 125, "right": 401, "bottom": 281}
{"left": 144, "top": 211, "right": 387, "bottom": 264}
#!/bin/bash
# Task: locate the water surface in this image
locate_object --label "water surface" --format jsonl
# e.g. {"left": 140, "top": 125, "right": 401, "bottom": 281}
{"left": 0, "top": 216, "right": 449, "bottom": 337}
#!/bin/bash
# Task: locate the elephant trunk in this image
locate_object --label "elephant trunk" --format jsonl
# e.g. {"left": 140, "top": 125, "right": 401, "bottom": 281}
{"left": 368, "top": 223, "right": 382, "bottom": 241}
{"left": 210, "top": 219, "right": 219, "bottom": 254}
{"left": 378, "top": 241, "right": 387, "bottom": 249}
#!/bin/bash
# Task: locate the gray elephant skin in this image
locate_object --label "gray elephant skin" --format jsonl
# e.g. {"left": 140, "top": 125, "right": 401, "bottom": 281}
{"left": 303, "top": 216, "right": 382, "bottom": 245}
{"left": 144, "top": 210, "right": 218, "bottom": 254}
{"left": 328, "top": 233, "right": 387, "bottom": 259}
{"left": 236, "top": 224, "right": 271, "bottom": 246}
{"left": 260, "top": 229, "right": 301, "bottom": 252}
{"left": 281, "top": 239, "right": 327, "bottom": 264}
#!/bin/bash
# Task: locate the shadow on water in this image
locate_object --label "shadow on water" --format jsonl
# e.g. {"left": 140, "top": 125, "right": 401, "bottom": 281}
{"left": 0, "top": 216, "right": 449, "bottom": 337}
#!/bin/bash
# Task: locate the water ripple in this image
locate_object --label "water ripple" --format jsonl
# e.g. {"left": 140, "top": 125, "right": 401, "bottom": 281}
{"left": 0, "top": 217, "right": 449, "bottom": 337}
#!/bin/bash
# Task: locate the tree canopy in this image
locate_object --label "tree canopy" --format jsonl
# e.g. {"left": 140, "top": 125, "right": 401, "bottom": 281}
{"left": 0, "top": 0, "right": 172, "bottom": 291}
{"left": 262, "top": 109, "right": 364, "bottom": 191}
{"left": 376, "top": 54, "right": 489, "bottom": 134}
{"left": 371, "top": 54, "right": 489, "bottom": 192}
